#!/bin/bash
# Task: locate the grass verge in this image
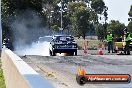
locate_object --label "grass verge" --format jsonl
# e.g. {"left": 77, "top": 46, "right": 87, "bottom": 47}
{"left": 0, "top": 60, "right": 6, "bottom": 88}
{"left": 75, "top": 39, "right": 106, "bottom": 50}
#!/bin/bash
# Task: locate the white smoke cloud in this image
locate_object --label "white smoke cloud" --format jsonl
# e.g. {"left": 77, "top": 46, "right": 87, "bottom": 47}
{"left": 9, "top": 10, "right": 51, "bottom": 50}
{"left": 15, "top": 41, "right": 50, "bottom": 56}
{"left": 8, "top": 10, "right": 70, "bottom": 56}
{"left": 8, "top": 10, "right": 52, "bottom": 56}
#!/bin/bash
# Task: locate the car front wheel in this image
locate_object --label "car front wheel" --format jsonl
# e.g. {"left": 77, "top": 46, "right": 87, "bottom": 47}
{"left": 75, "top": 50, "right": 77, "bottom": 55}
{"left": 52, "top": 51, "right": 55, "bottom": 56}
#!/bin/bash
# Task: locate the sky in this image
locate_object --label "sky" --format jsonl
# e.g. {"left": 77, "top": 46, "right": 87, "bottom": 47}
{"left": 104, "top": 0, "right": 132, "bottom": 26}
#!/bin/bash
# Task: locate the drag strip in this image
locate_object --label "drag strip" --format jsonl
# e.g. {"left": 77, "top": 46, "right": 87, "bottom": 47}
{"left": 21, "top": 55, "right": 132, "bottom": 88}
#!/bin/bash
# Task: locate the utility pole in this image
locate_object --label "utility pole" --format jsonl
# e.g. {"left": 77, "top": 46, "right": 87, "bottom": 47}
{"left": 50, "top": 10, "right": 54, "bottom": 35}
{"left": 0, "top": 0, "right": 2, "bottom": 56}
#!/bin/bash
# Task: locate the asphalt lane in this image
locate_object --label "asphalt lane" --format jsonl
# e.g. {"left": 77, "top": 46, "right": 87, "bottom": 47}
{"left": 78, "top": 50, "right": 132, "bottom": 55}
{"left": 21, "top": 55, "right": 132, "bottom": 88}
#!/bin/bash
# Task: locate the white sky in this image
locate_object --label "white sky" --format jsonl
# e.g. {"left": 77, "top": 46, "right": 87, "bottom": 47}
{"left": 104, "top": 0, "right": 132, "bottom": 26}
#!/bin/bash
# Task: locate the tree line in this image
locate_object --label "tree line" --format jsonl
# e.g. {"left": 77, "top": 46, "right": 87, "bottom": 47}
{"left": 1, "top": 0, "right": 132, "bottom": 41}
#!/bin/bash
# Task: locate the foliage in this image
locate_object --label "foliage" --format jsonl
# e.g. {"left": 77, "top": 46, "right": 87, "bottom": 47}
{"left": 2, "top": 0, "right": 108, "bottom": 41}
{"left": 107, "top": 20, "right": 125, "bottom": 37}
{"left": 91, "top": 0, "right": 108, "bottom": 22}
{"left": 128, "top": 5, "right": 132, "bottom": 21}
{"left": 128, "top": 5, "right": 132, "bottom": 33}
{"left": 91, "top": 0, "right": 105, "bottom": 14}
{"left": 51, "top": 25, "right": 59, "bottom": 32}
{"left": 46, "top": 0, "right": 107, "bottom": 38}
{"left": 67, "top": 1, "right": 107, "bottom": 39}
{"left": 68, "top": 2, "right": 90, "bottom": 39}
{"left": 2, "top": 0, "right": 44, "bottom": 23}
{"left": 96, "top": 23, "right": 107, "bottom": 40}
{"left": 128, "top": 21, "right": 132, "bottom": 33}
{"left": 2, "top": 0, "right": 46, "bottom": 48}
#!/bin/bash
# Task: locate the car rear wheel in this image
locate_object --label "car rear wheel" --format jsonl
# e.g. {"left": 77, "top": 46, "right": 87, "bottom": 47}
{"left": 70, "top": 52, "right": 74, "bottom": 56}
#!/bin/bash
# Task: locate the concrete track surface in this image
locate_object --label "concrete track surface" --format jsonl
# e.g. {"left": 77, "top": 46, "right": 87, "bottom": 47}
{"left": 21, "top": 55, "right": 132, "bottom": 88}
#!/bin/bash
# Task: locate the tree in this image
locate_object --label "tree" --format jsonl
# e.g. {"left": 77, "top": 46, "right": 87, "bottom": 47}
{"left": 96, "top": 23, "right": 104, "bottom": 40}
{"left": 91, "top": 0, "right": 108, "bottom": 23}
{"left": 2, "top": 0, "right": 14, "bottom": 47}
{"left": 2, "top": 0, "right": 44, "bottom": 18}
{"left": 68, "top": 2, "right": 91, "bottom": 39}
{"left": 128, "top": 21, "right": 132, "bottom": 33}
{"left": 128, "top": 5, "right": 132, "bottom": 21}
{"left": 91, "top": 0, "right": 105, "bottom": 14}
{"left": 67, "top": 1, "right": 107, "bottom": 39}
{"left": 76, "top": 8, "right": 91, "bottom": 39}
{"left": 96, "top": 23, "right": 108, "bottom": 40}
{"left": 2, "top": 0, "right": 46, "bottom": 28}
{"left": 128, "top": 5, "right": 132, "bottom": 33}
{"left": 2, "top": 0, "right": 48, "bottom": 49}
{"left": 107, "top": 20, "right": 125, "bottom": 37}
{"left": 51, "top": 25, "right": 59, "bottom": 32}
{"left": 2, "top": 0, "right": 108, "bottom": 40}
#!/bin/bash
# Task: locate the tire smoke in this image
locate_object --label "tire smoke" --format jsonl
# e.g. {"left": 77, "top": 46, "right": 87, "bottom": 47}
{"left": 9, "top": 10, "right": 52, "bottom": 56}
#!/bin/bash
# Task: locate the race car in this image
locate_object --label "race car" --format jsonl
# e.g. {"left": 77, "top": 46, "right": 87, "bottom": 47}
{"left": 49, "top": 35, "right": 77, "bottom": 56}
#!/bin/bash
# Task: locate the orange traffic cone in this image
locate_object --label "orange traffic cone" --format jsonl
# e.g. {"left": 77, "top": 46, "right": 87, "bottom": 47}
{"left": 78, "top": 66, "right": 86, "bottom": 76}
{"left": 98, "top": 43, "right": 103, "bottom": 55}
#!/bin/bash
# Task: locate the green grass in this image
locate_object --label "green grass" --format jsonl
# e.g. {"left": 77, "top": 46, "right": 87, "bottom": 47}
{"left": 0, "top": 60, "right": 6, "bottom": 88}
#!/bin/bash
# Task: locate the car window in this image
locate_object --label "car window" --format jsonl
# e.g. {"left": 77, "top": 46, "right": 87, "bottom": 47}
{"left": 60, "top": 37, "right": 66, "bottom": 41}
{"left": 56, "top": 36, "right": 74, "bottom": 41}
